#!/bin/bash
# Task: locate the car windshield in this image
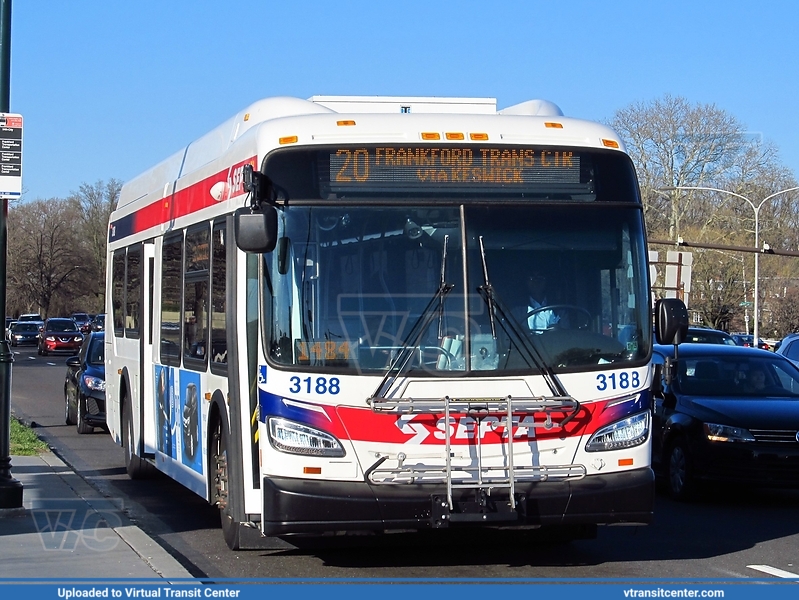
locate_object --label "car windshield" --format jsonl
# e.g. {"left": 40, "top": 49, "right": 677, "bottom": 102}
{"left": 13, "top": 323, "right": 38, "bottom": 332}
{"left": 676, "top": 356, "right": 799, "bottom": 397}
{"left": 48, "top": 320, "right": 78, "bottom": 332}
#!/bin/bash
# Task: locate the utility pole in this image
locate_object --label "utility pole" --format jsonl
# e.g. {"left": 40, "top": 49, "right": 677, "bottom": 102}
{"left": 0, "top": 0, "right": 22, "bottom": 509}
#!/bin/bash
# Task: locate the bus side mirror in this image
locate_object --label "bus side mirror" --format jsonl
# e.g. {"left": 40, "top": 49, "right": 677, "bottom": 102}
{"left": 234, "top": 205, "right": 278, "bottom": 253}
{"left": 654, "top": 298, "right": 689, "bottom": 346}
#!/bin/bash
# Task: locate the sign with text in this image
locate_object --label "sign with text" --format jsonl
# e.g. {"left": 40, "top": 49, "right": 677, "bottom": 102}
{"left": 0, "top": 112, "right": 22, "bottom": 198}
{"left": 325, "top": 145, "right": 589, "bottom": 195}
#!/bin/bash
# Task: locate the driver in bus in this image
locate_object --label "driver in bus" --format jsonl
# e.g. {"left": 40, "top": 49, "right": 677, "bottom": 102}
{"left": 525, "top": 270, "right": 560, "bottom": 332}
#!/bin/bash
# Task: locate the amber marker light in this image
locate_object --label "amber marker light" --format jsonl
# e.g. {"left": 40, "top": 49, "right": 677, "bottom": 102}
{"left": 244, "top": 113, "right": 250, "bottom": 122}
{"left": 421, "top": 132, "right": 441, "bottom": 140}
{"left": 602, "top": 139, "right": 620, "bottom": 148}
{"left": 303, "top": 467, "right": 322, "bottom": 475}
{"left": 618, "top": 458, "right": 634, "bottom": 467}
{"left": 445, "top": 132, "right": 464, "bottom": 140}
{"left": 279, "top": 135, "right": 299, "bottom": 145}
{"left": 337, "top": 120, "right": 356, "bottom": 126}
{"left": 544, "top": 122, "right": 563, "bottom": 128}
{"left": 470, "top": 133, "right": 489, "bottom": 141}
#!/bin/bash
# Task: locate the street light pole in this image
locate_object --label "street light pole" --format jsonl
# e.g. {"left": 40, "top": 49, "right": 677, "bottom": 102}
{"left": 659, "top": 185, "right": 799, "bottom": 343}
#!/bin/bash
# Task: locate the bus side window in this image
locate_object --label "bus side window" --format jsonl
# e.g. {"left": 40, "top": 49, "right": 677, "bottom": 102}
{"left": 210, "top": 221, "right": 227, "bottom": 371}
{"left": 183, "top": 224, "right": 210, "bottom": 370}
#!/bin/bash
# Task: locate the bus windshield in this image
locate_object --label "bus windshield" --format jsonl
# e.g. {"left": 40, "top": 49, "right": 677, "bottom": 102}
{"left": 263, "top": 202, "right": 650, "bottom": 374}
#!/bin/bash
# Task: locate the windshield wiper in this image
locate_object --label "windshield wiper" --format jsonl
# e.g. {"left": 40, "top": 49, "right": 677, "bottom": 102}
{"left": 368, "top": 281, "right": 454, "bottom": 401}
{"left": 476, "top": 236, "right": 570, "bottom": 400}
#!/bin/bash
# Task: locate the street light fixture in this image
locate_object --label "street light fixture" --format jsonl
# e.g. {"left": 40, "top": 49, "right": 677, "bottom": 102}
{"left": 658, "top": 185, "right": 799, "bottom": 343}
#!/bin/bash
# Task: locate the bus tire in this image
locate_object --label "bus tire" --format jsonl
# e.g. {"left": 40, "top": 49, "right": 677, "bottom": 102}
{"left": 213, "top": 420, "right": 241, "bottom": 550}
{"left": 123, "top": 394, "right": 155, "bottom": 479}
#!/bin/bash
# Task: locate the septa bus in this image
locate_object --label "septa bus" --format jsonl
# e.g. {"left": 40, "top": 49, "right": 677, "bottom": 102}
{"left": 105, "top": 95, "right": 687, "bottom": 549}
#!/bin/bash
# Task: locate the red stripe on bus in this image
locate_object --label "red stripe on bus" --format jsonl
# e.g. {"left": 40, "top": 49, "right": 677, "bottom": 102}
{"left": 118, "top": 156, "right": 257, "bottom": 239}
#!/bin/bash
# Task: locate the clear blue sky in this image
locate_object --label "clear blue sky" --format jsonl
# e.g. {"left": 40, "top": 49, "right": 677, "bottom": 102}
{"left": 10, "top": 0, "right": 799, "bottom": 201}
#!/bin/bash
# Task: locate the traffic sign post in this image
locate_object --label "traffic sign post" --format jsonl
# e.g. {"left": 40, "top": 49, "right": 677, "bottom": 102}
{"left": 0, "top": 112, "right": 22, "bottom": 198}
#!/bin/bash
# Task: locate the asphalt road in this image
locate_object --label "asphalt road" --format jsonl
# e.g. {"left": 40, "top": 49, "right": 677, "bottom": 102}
{"left": 9, "top": 345, "right": 799, "bottom": 581}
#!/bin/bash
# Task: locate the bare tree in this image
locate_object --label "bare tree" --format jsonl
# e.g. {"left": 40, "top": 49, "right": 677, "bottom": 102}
{"left": 67, "top": 179, "right": 121, "bottom": 312}
{"left": 7, "top": 199, "right": 90, "bottom": 318}
{"left": 610, "top": 94, "right": 752, "bottom": 242}
{"left": 610, "top": 95, "right": 799, "bottom": 331}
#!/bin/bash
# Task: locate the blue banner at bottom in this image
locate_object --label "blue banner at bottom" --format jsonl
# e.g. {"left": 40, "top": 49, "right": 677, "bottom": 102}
{"left": 0, "top": 582, "right": 797, "bottom": 600}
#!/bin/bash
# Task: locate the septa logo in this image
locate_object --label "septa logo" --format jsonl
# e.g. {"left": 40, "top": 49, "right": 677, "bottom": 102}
{"left": 396, "top": 414, "right": 538, "bottom": 444}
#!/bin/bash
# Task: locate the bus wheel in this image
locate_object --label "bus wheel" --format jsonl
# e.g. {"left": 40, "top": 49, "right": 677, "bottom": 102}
{"left": 213, "top": 421, "right": 241, "bottom": 550}
{"left": 123, "top": 395, "right": 155, "bottom": 479}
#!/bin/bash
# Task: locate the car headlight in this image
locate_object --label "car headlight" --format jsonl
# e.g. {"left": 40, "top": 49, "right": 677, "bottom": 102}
{"left": 585, "top": 411, "right": 649, "bottom": 452}
{"left": 73, "top": 336, "right": 83, "bottom": 342}
{"left": 268, "top": 417, "right": 345, "bottom": 457}
{"left": 703, "top": 422, "right": 755, "bottom": 442}
{"left": 82, "top": 375, "right": 106, "bottom": 392}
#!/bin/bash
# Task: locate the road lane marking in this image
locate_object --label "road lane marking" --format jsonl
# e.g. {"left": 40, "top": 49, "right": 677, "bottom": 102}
{"left": 748, "top": 565, "right": 799, "bottom": 579}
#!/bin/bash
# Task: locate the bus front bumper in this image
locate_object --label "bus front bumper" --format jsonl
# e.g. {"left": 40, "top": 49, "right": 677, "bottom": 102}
{"left": 261, "top": 468, "right": 654, "bottom": 536}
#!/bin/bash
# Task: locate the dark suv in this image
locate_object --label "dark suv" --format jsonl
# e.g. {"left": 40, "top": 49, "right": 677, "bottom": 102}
{"left": 38, "top": 318, "right": 83, "bottom": 356}
{"left": 71, "top": 312, "right": 92, "bottom": 334}
{"left": 731, "top": 333, "right": 770, "bottom": 350}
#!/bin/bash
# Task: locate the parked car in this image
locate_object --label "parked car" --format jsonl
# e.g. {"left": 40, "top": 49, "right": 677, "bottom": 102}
{"left": 651, "top": 343, "right": 799, "bottom": 500}
{"left": 682, "top": 327, "right": 737, "bottom": 346}
{"left": 91, "top": 313, "right": 106, "bottom": 332}
{"left": 9, "top": 321, "right": 41, "bottom": 346}
{"left": 775, "top": 332, "right": 799, "bottom": 366}
{"left": 64, "top": 331, "right": 106, "bottom": 433}
{"left": 37, "top": 318, "right": 83, "bottom": 356}
{"left": 730, "top": 333, "right": 770, "bottom": 350}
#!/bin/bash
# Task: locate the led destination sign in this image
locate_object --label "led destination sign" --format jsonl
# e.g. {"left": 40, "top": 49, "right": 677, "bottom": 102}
{"left": 326, "top": 146, "right": 585, "bottom": 194}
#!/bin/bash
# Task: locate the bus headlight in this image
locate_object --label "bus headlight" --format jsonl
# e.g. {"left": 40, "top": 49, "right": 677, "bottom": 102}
{"left": 267, "top": 417, "right": 346, "bottom": 457}
{"left": 585, "top": 411, "right": 649, "bottom": 452}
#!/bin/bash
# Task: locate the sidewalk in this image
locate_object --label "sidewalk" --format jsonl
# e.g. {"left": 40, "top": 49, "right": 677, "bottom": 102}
{"left": 0, "top": 451, "right": 193, "bottom": 581}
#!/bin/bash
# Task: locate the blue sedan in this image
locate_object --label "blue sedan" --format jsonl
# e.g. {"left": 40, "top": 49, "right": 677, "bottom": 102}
{"left": 64, "top": 331, "right": 106, "bottom": 434}
{"left": 652, "top": 343, "right": 799, "bottom": 500}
